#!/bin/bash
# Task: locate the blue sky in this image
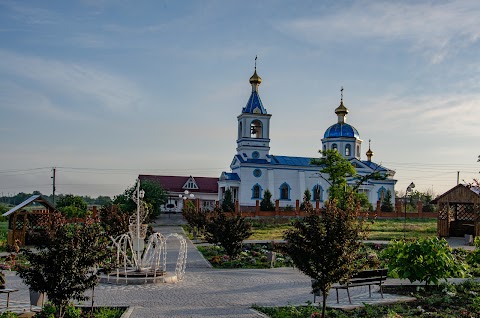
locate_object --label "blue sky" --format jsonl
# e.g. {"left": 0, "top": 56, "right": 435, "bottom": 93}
{"left": 0, "top": 0, "right": 479, "bottom": 198}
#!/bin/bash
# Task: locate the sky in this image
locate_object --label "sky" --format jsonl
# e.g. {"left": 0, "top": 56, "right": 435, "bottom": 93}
{"left": 0, "top": 0, "right": 479, "bottom": 198}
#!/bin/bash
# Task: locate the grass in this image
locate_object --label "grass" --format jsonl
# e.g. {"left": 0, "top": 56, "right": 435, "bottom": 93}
{"left": 246, "top": 218, "right": 437, "bottom": 241}
{"left": 254, "top": 280, "right": 480, "bottom": 317}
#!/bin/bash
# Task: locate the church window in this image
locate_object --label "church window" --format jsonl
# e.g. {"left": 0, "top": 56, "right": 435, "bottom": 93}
{"left": 239, "top": 122, "right": 243, "bottom": 138}
{"left": 252, "top": 184, "right": 262, "bottom": 199}
{"left": 252, "top": 151, "right": 260, "bottom": 159}
{"left": 345, "top": 145, "right": 351, "bottom": 156}
{"left": 332, "top": 144, "right": 338, "bottom": 151}
{"left": 313, "top": 185, "right": 324, "bottom": 201}
{"left": 250, "top": 120, "right": 263, "bottom": 138}
{"left": 357, "top": 145, "right": 360, "bottom": 157}
{"left": 279, "top": 182, "right": 291, "bottom": 200}
{"left": 253, "top": 169, "right": 262, "bottom": 178}
{"left": 377, "top": 187, "right": 386, "bottom": 201}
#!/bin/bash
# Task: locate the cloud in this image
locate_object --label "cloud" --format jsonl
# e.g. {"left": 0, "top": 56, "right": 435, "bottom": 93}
{"left": 277, "top": 0, "right": 480, "bottom": 63}
{"left": 0, "top": 50, "right": 146, "bottom": 114}
{"left": 358, "top": 92, "right": 480, "bottom": 137}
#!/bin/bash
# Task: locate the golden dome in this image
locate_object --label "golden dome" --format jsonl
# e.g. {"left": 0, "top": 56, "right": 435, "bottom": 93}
{"left": 335, "top": 100, "right": 348, "bottom": 115}
{"left": 366, "top": 148, "right": 373, "bottom": 156}
{"left": 249, "top": 69, "right": 262, "bottom": 84}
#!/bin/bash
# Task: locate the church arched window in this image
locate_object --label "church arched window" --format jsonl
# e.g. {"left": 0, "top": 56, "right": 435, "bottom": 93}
{"left": 312, "top": 185, "right": 324, "bottom": 201}
{"left": 279, "top": 182, "right": 291, "bottom": 200}
{"left": 332, "top": 144, "right": 338, "bottom": 151}
{"left": 239, "top": 122, "right": 243, "bottom": 138}
{"left": 252, "top": 184, "right": 262, "bottom": 199}
{"left": 377, "top": 187, "right": 386, "bottom": 201}
{"left": 357, "top": 145, "right": 360, "bottom": 157}
{"left": 345, "top": 145, "right": 351, "bottom": 156}
{"left": 250, "top": 120, "right": 263, "bottom": 138}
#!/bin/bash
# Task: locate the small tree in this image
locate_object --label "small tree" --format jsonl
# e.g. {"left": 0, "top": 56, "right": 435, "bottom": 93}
{"left": 204, "top": 207, "right": 252, "bottom": 258}
{"left": 221, "top": 188, "right": 235, "bottom": 212}
{"left": 300, "top": 189, "right": 312, "bottom": 211}
{"left": 283, "top": 197, "right": 369, "bottom": 317}
{"left": 260, "top": 189, "right": 275, "bottom": 211}
{"left": 99, "top": 204, "right": 131, "bottom": 238}
{"left": 17, "top": 213, "right": 110, "bottom": 317}
{"left": 380, "top": 190, "right": 394, "bottom": 212}
{"left": 182, "top": 200, "right": 208, "bottom": 235}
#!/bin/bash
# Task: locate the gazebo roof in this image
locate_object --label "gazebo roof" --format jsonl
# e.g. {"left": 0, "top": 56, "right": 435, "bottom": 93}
{"left": 431, "top": 184, "right": 480, "bottom": 204}
{"left": 2, "top": 195, "right": 55, "bottom": 217}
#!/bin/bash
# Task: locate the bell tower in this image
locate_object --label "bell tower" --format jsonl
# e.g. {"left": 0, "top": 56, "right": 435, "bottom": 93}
{"left": 236, "top": 62, "right": 272, "bottom": 160}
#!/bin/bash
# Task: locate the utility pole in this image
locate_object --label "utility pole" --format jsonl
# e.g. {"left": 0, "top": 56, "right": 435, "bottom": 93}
{"left": 52, "top": 167, "right": 56, "bottom": 208}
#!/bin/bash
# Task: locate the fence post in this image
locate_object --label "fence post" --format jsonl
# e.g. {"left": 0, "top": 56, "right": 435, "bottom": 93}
{"left": 255, "top": 200, "right": 259, "bottom": 217}
{"left": 275, "top": 200, "right": 279, "bottom": 216}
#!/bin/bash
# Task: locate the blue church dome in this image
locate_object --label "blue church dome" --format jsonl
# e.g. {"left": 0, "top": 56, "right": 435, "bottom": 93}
{"left": 324, "top": 123, "right": 360, "bottom": 139}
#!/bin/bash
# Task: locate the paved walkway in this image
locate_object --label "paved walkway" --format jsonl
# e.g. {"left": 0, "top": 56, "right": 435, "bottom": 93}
{"left": 0, "top": 214, "right": 473, "bottom": 317}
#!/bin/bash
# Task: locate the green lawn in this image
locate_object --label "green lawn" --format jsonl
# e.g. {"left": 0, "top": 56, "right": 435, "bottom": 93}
{"left": 247, "top": 218, "right": 437, "bottom": 241}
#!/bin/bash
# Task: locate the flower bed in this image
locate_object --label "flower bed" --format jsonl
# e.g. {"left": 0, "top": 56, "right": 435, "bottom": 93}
{"left": 254, "top": 280, "right": 480, "bottom": 317}
{"left": 197, "top": 243, "right": 294, "bottom": 269}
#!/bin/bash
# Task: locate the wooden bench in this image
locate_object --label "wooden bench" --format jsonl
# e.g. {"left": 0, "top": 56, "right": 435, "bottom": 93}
{"left": 0, "top": 288, "right": 19, "bottom": 309}
{"left": 313, "top": 268, "right": 388, "bottom": 304}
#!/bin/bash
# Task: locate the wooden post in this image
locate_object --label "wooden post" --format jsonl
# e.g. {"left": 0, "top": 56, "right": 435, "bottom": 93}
{"left": 275, "top": 200, "right": 279, "bottom": 216}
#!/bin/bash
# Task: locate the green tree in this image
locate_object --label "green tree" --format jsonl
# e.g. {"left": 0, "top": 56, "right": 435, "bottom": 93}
{"left": 283, "top": 198, "right": 369, "bottom": 317}
{"left": 204, "top": 207, "right": 252, "bottom": 258}
{"left": 300, "top": 189, "right": 312, "bottom": 211}
{"left": 260, "top": 189, "right": 275, "bottom": 211}
{"left": 94, "top": 195, "right": 112, "bottom": 206}
{"left": 57, "top": 194, "right": 88, "bottom": 218}
{"left": 221, "top": 188, "right": 235, "bottom": 212}
{"left": 114, "top": 180, "right": 167, "bottom": 218}
{"left": 380, "top": 190, "right": 394, "bottom": 212}
{"left": 311, "top": 149, "right": 384, "bottom": 210}
{"left": 17, "top": 213, "right": 111, "bottom": 317}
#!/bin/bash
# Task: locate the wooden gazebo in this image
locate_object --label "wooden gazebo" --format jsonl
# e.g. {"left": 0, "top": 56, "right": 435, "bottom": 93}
{"left": 2, "top": 195, "right": 55, "bottom": 246}
{"left": 432, "top": 184, "right": 480, "bottom": 237}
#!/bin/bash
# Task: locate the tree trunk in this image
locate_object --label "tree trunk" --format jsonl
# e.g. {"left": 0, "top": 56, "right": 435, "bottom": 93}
{"left": 322, "top": 289, "right": 327, "bottom": 318}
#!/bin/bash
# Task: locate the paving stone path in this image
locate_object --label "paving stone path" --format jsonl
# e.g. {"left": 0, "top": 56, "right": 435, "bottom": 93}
{"left": 2, "top": 218, "right": 413, "bottom": 317}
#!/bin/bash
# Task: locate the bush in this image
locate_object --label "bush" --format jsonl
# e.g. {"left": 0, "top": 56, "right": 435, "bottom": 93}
{"left": 381, "top": 238, "right": 469, "bottom": 286}
{"left": 204, "top": 208, "right": 252, "bottom": 258}
{"left": 182, "top": 201, "right": 208, "bottom": 234}
{"left": 380, "top": 190, "right": 394, "bottom": 212}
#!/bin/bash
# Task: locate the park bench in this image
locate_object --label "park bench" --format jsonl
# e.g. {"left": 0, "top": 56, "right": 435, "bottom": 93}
{"left": 313, "top": 268, "right": 388, "bottom": 304}
{"left": 0, "top": 288, "right": 19, "bottom": 309}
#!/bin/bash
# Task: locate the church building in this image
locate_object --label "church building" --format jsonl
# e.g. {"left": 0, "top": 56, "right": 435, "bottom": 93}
{"left": 218, "top": 68, "right": 397, "bottom": 209}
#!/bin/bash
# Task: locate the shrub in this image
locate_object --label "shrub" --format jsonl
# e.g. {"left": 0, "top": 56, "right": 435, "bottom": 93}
{"left": 381, "top": 238, "right": 468, "bottom": 286}
{"left": 99, "top": 204, "right": 130, "bottom": 238}
{"left": 204, "top": 208, "right": 252, "bottom": 258}
{"left": 182, "top": 201, "right": 208, "bottom": 234}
